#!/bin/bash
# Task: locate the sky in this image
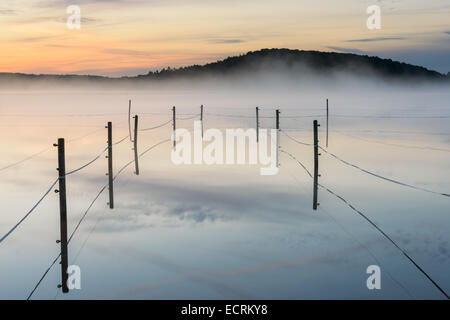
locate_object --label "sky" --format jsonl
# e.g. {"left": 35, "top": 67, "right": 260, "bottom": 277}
{"left": 0, "top": 0, "right": 449, "bottom": 76}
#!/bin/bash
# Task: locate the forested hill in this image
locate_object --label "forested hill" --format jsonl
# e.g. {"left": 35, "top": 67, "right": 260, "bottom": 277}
{"left": 0, "top": 49, "right": 448, "bottom": 83}
{"left": 139, "top": 49, "right": 447, "bottom": 81}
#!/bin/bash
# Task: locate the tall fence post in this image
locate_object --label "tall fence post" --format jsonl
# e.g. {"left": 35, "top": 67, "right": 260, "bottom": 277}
{"left": 54, "top": 138, "right": 69, "bottom": 293}
{"left": 256, "top": 107, "right": 259, "bottom": 143}
{"left": 133, "top": 115, "right": 139, "bottom": 175}
{"left": 200, "top": 105, "right": 204, "bottom": 139}
{"left": 172, "top": 106, "right": 176, "bottom": 150}
{"left": 313, "top": 120, "right": 320, "bottom": 210}
{"left": 106, "top": 122, "right": 114, "bottom": 209}
{"left": 276, "top": 109, "right": 280, "bottom": 131}
{"left": 326, "top": 98, "right": 329, "bottom": 148}
{"left": 128, "top": 99, "right": 132, "bottom": 142}
{"left": 276, "top": 109, "right": 280, "bottom": 168}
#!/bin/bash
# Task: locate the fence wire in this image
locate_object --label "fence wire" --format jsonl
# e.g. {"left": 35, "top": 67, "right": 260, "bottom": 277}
{"left": 281, "top": 148, "right": 449, "bottom": 299}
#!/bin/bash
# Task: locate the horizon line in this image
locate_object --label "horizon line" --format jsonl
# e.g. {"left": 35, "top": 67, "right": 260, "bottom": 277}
{"left": 0, "top": 48, "right": 448, "bottom": 79}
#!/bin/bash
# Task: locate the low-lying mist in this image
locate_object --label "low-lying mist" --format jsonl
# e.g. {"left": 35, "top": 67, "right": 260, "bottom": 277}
{"left": 1, "top": 48, "right": 449, "bottom": 94}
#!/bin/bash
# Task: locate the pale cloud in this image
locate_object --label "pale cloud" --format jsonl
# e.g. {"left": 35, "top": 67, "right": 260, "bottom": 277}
{"left": 102, "top": 48, "right": 153, "bottom": 57}
{"left": 326, "top": 46, "right": 366, "bottom": 55}
{"left": 210, "top": 39, "right": 246, "bottom": 44}
{"left": 346, "top": 37, "right": 406, "bottom": 43}
{"left": 0, "top": 9, "right": 17, "bottom": 15}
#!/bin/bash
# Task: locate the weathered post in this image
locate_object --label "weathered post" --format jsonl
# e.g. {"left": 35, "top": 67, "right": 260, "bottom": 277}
{"left": 172, "top": 106, "right": 176, "bottom": 150}
{"left": 313, "top": 120, "right": 320, "bottom": 210}
{"left": 106, "top": 122, "right": 114, "bottom": 209}
{"left": 326, "top": 99, "right": 329, "bottom": 148}
{"left": 54, "top": 138, "right": 69, "bottom": 293}
{"left": 276, "top": 109, "right": 280, "bottom": 168}
{"left": 128, "top": 100, "right": 132, "bottom": 142}
{"left": 133, "top": 115, "right": 139, "bottom": 175}
{"left": 256, "top": 107, "right": 259, "bottom": 143}
{"left": 276, "top": 109, "right": 280, "bottom": 131}
{"left": 200, "top": 105, "right": 204, "bottom": 139}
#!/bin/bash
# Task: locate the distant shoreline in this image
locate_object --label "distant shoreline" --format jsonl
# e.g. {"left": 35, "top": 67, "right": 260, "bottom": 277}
{"left": 1, "top": 49, "right": 448, "bottom": 83}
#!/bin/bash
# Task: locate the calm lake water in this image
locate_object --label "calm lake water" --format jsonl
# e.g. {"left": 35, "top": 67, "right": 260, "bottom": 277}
{"left": 0, "top": 84, "right": 449, "bottom": 299}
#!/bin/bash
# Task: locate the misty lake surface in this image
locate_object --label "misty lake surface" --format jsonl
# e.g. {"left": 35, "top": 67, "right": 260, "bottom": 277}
{"left": 0, "top": 83, "right": 449, "bottom": 299}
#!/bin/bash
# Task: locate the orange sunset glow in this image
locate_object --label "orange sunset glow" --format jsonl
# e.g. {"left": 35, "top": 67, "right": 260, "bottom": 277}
{"left": 1, "top": 0, "right": 449, "bottom": 76}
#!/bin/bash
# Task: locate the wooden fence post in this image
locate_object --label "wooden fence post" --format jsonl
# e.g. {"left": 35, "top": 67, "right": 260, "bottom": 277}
{"left": 106, "top": 122, "right": 114, "bottom": 209}
{"left": 200, "top": 105, "right": 204, "bottom": 139}
{"left": 54, "top": 138, "right": 69, "bottom": 293}
{"left": 326, "top": 99, "right": 329, "bottom": 148}
{"left": 128, "top": 100, "right": 132, "bottom": 142}
{"left": 172, "top": 106, "right": 176, "bottom": 150}
{"left": 133, "top": 115, "right": 139, "bottom": 175}
{"left": 256, "top": 107, "right": 259, "bottom": 143}
{"left": 313, "top": 120, "right": 320, "bottom": 210}
{"left": 276, "top": 109, "right": 280, "bottom": 168}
